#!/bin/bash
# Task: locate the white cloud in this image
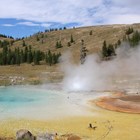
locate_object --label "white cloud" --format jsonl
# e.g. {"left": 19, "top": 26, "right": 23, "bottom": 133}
{"left": 0, "top": 0, "right": 140, "bottom": 26}
{"left": 112, "top": 0, "right": 140, "bottom": 8}
{"left": 1, "top": 21, "right": 52, "bottom": 28}
{"left": 107, "top": 14, "right": 140, "bottom": 24}
{"left": 2, "top": 24, "right": 14, "bottom": 27}
{"left": 17, "top": 21, "right": 40, "bottom": 26}
{"left": 41, "top": 23, "right": 51, "bottom": 27}
{"left": 16, "top": 21, "right": 51, "bottom": 27}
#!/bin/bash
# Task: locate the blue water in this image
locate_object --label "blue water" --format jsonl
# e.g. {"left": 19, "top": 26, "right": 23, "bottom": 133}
{"left": 0, "top": 85, "right": 93, "bottom": 120}
{"left": 0, "top": 86, "right": 70, "bottom": 120}
{"left": 0, "top": 86, "right": 61, "bottom": 106}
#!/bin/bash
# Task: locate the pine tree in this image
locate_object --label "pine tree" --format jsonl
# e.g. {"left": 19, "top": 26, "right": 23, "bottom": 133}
{"left": 47, "top": 50, "right": 52, "bottom": 66}
{"left": 36, "top": 35, "right": 40, "bottom": 41}
{"left": 15, "top": 48, "right": 20, "bottom": 65}
{"left": 20, "top": 50, "right": 25, "bottom": 63}
{"left": 89, "top": 30, "right": 92, "bottom": 35}
{"left": 22, "top": 40, "right": 26, "bottom": 47}
{"left": 10, "top": 58, "right": 14, "bottom": 65}
{"left": 7, "top": 49, "right": 11, "bottom": 65}
{"left": 27, "top": 51, "right": 32, "bottom": 64}
{"left": 2, "top": 45, "right": 8, "bottom": 65}
{"left": 102, "top": 41, "right": 108, "bottom": 57}
{"left": 70, "top": 34, "right": 74, "bottom": 43}
{"left": 52, "top": 53, "right": 57, "bottom": 64}
{"left": 80, "top": 39, "right": 88, "bottom": 64}
{"left": 16, "top": 53, "right": 20, "bottom": 65}
{"left": 24, "top": 46, "right": 28, "bottom": 62}
{"left": 45, "top": 52, "right": 48, "bottom": 63}
{"left": 126, "top": 27, "right": 134, "bottom": 35}
{"left": 55, "top": 41, "right": 63, "bottom": 48}
{"left": 33, "top": 51, "right": 38, "bottom": 65}
{"left": 33, "top": 51, "right": 40, "bottom": 65}
{"left": 130, "top": 31, "right": 140, "bottom": 47}
{"left": 108, "top": 44, "right": 115, "bottom": 56}
{"left": 102, "top": 41, "right": 116, "bottom": 59}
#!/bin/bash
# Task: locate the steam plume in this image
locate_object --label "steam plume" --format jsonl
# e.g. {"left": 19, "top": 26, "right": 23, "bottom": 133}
{"left": 60, "top": 43, "right": 140, "bottom": 91}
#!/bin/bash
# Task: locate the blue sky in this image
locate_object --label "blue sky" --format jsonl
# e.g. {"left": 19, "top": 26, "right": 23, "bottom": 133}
{"left": 0, "top": 18, "right": 78, "bottom": 38}
{"left": 0, "top": 0, "right": 140, "bottom": 38}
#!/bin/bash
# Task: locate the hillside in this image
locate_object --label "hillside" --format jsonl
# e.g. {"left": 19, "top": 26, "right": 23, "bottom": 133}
{"left": 10, "top": 23, "right": 140, "bottom": 61}
{"left": 0, "top": 23, "right": 140, "bottom": 85}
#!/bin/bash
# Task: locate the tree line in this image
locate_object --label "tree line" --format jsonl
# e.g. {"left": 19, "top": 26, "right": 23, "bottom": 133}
{"left": 0, "top": 34, "right": 14, "bottom": 39}
{"left": 102, "top": 41, "right": 116, "bottom": 59}
{"left": 45, "top": 27, "right": 67, "bottom": 33}
{"left": 128, "top": 30, "right": 140, "bottom": 47}
{"left": 102, "top": 28, "right": 140, "bottom": 59}
{"left": 0, "top": 45, "right": 61, "bottom": 66}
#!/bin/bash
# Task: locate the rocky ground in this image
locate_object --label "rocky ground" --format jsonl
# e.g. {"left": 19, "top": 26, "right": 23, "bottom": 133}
{"left": 0, "top": 64, "right": 63, "bottom": 86}
{"left": 0, "top": 129, "right": 81, "bottom": 140}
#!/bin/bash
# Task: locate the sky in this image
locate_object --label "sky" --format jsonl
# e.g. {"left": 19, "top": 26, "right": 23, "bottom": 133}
{"left": 0, "top": 0, "right": 140, "bottom": 38}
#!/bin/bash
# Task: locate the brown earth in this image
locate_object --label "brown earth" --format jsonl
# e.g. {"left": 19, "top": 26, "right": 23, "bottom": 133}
{"left": 95, "top": 94, "right": 140, "bottom": 113}
{"left": 0, "top": 138, "right": 13, "bottom": 140}
{"left": 0, "top": 23, "right": 140, "bottom": 86}
{"left": 0, "top": 64, "right": 63, "bottom": 86}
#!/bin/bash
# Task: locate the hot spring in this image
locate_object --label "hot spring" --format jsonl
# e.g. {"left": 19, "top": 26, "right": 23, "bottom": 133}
{"left": 0, "top": 85, "right": 107, "bottom": 120}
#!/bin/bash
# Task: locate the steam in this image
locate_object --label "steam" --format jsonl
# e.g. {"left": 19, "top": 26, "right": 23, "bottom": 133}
{"left": 60, "top": 43, "right": 140, "bottom": 91}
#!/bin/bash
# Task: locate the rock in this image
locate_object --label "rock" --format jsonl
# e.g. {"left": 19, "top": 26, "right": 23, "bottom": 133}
{"left": 61, "top": 134, "right": 81, "bottom": 140}
{"left": 16, "top": 129, "right": 35, "bottom": 140}
{"left": 67, "top": 135, "right": 81, "bottom": 140}
{"left": 36, "top": 132, "right": 55, "bottom": 140}
{"left": 16, "top": 130, "right": 81, "bottom": 140}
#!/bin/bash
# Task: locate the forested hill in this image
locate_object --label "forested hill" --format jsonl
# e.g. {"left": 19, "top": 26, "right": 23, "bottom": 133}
{"left": 0, "top": 23, "right": 140, "bottom": 66}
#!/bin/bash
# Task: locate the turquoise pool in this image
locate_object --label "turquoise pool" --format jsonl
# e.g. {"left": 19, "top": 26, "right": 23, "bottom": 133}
{"left": 0, "top": 85, "right": 94, "bottom": 120}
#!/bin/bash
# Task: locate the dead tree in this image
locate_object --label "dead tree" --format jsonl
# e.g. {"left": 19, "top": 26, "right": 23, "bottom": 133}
{"left": 80, "top": 39, "right": 88, "bottom": 64}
